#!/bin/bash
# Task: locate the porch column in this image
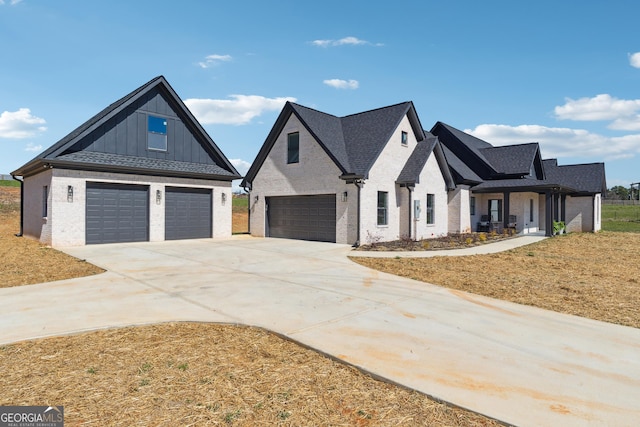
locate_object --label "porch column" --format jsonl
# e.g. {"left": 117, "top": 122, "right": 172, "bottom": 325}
{"left": 553, "top": 193, "right": 560, "bottom": 221}
{"left": 545, "top": 191, "right": 553, "bottom": 237}
{"left": 503, "top": 191, "right": 510, "bottom": 230}
{"left": 561, "top": 194, "right": 567, "bottom": 222}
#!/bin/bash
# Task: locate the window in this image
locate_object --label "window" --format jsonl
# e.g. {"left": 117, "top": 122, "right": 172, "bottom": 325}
{"left": 148, "top": 115, "right": 167, "bottom": 151}
{"left": 42, "top": 185, "right": 48, "bottom": 218}
{"left": 489, "top": 199, "right": 503, "bottom": 222}
{"left": 377, "top": 191, "right": 388, "bottom": 226}
{"left": 470, "top": 196, "right": 476, "bottom": 216}
{"left": 529, "top": 199, "right": 534, "bottom": 222}
{"left": 426, "top": 193, "right": 435, "bottom": 224}
{"left": 287, "top": 132, "right": 299, "bottom": 164}
{"left": 401, "top": 131, "right": 408, "bottom": 146}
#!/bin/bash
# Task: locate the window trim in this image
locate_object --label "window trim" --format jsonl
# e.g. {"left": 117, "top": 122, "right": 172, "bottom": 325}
{"left": 147, "top": 115, "right": 168, "bottom": 152}
{"left": 470, "top": 196, "right": 476, "bottom": 216}
{"left": 489, "top": 199, "right": 503, "bottom": 222}
{"left": 377, "top": 191, "right": 388, "bottom": 226}
{"left": 401, "top": 131, "right": 408, "bottom": 146}
{"left": 287, "top": 132, "right": 300, "bottom": 164}
{"left": 426, "top": 193, "right": 435, "bottom": 225}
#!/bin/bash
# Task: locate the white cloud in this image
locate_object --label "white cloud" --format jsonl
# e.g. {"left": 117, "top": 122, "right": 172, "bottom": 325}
{"left": 0, "top": 108, "right": 47, "bottom": 139}
{"left": 465, "top": 123, "right": 638, "bottom": 161}
{"left": 323, "top": 79, "right": 359, "bottom": 90}
{"left": 184, "top": 95, "right": 296, "bottom": 125}
{"left": 229, "top": 158, "right": 251, "bottom": 175}
{"left": 554, "top": 94, "right": 640, "bottom": 131}
{"left": 311, "top": 36, "right": 382, "bottom": 47}
{"left": 629, "top": 52, "right": 640, "bottom": 68}
{"left": 0, "top": 0, "right": 23, "bottom": 5}
{"left": 25, "top": 142, "right": 42, "bottom": 152}
{"left": 198, "top": 54, "right": 232, "bottom": 69}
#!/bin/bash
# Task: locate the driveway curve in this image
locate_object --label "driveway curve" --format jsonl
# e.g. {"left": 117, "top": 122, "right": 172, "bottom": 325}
{"left": 2, "top": 236, "right": 639, "bottom": 427}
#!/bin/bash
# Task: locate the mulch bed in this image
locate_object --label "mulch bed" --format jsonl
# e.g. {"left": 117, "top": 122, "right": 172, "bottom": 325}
{"left": 357, "top": 231, "right": 517, "bottom": 251}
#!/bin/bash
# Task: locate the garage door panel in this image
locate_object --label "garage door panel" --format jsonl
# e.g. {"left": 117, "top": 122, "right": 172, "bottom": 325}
{"left": 267, "top": 195, "right": 336, "bottom": 243}
{"left": 86, "top": 183, "right": 149, "bottom": 244}
{"left": 165, "top": 187, "right": 212, "bottom": 240}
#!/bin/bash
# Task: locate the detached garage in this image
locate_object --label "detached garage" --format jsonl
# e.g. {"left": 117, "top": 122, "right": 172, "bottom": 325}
{"left": 266, "top": 195, "right": 336, "bottom": 243}
{"left": 11, "top": 76, "right": 240, "bottom": 247}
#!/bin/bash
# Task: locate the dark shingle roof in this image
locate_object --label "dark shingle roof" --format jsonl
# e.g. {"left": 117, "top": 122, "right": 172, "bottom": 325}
{"left": 480, "top": 143, "right": 539, "bottom": 176}
{"left": 54, "top": 152, "right": 237, "bottom": 178}
{"left": 12, "top": 76, "right": 240, "bottom": 180}
{"left": 543, "top": 160, "right": 606, "bottom": 194}
{"left": 441, "top": 145, "right": 483, "bottom": 184}
{"left": 242, "top": 101, "right": 424, "bottom": 187}
{"left": 396, "top": 135, "right": 438, "bottom": 184}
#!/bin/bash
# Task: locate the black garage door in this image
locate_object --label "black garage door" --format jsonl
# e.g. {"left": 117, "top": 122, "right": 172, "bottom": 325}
{"left": 165, "top": 187, "right": 212, "bottom": 240}
{"left": 86, "top": 183, "right": 149, "bottom": 244}
{"left": 267, "top": 195, "right": 336, "bottom": 243}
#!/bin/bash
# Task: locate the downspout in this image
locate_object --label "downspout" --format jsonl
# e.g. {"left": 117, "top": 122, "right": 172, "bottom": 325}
{"left": 11, "top": 174, "right": 23, "bottom": 237}
{"left": 408, "top": 186, "right": 413, "bottom": 240}
{"left": 242, "top": 183, "right": 251, "bottom": 235}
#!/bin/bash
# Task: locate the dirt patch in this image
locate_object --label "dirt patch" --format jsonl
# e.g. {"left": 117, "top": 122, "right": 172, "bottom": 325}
{"left": 0, "top": 323, "right": 499, "bottom": 426}
{"left": 0, "top": 186, "right": 104, "bottom": 288}
{"left": 352, "top": 232, "right": 640, "bottom": 329}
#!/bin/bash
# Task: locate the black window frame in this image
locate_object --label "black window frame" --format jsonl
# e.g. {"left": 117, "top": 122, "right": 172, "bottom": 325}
{"left": 401, "top": 131, "right": 408, "bottom": 146}
{"left": 529, "top": 199, "right": 534, "bottom": 222}
{"left": 470, "top": 196, "right": 476, "bottom": 216}
{"left": 42, "top": 185, "right": 48, "bottom": 218}
{"left": 147, "top": 115, "right": 168, "bottom": 152}
{"left": 287, "top": 132, "right": 300, "bottom": 164}
{"left": 489, "top": 199, "right": 503, "bottom": 222}
{"left": 426, "top": 193, "right": 435, "bottom": 225}
{"left": 377, "top": 191, "right": 388, "bottom": 226}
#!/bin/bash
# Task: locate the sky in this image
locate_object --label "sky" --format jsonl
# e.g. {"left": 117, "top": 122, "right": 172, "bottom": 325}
{"left": 1, "top": 0, "right": 640, "bottom": 190}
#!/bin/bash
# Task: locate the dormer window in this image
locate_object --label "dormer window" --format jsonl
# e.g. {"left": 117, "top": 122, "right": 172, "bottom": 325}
{"left": 401, "top": 131, "right": 408, "bottom": 146}
{"left": 287, "top": 132, "right": 299, "bottom": 164}
{"left": 148, "top": 115, "right": 167, "bottom": 151}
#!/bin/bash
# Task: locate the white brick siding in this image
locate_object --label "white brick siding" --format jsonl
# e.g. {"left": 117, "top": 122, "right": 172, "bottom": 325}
{"left": 22, "top": 168, "right": 232, "bottom": 247}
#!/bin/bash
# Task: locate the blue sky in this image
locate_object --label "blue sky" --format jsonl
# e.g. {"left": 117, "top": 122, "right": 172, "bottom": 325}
{"left": 2, "top": 0, "right": 639, "bottom": 189}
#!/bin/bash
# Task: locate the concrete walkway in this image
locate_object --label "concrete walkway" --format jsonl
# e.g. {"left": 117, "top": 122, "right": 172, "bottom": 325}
{"left": 1, "top": 236, "right": 639, "bottom": 426}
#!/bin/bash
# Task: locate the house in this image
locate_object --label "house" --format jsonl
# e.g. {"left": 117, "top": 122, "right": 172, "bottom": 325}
{"left": 11, "top": 76, "right": 240, "bottom": 246}
{"left": 242, "top": 101, "right": 606, "bottom": 245}
{"left": 431, "top": 122, "right": 606, "bottom": 235}
{"left": 240, "top": 101, "right": 456, "bottom": 245}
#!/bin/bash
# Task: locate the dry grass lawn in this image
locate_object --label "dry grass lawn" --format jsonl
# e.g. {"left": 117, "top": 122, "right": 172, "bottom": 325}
{"left": 0, "top": 186, "right": 104, "bottom": 288}
{"left": 0, "top": 324, "right": 499, "bottom": 426}
{"left": 353, "top": 231, "right": 640, "bottom": 329}
{"left": 0, "top": 186, "right": 498, "bottom": 426}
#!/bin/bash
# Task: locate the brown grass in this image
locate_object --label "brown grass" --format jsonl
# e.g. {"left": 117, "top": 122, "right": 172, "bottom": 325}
{"left": 0, "top": 323, "right": 499, "bottom": 426}
{"left": 352, "top": 232, "right": 640, "bottom": 329}
{"left": 0, "top": 187, "right": 104, "bottom": 288}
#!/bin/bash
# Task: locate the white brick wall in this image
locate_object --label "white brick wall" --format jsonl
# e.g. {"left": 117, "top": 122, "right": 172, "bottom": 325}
{"left": 566, "top": 195, "right": 597, "bottom": 232}
{"left": 22, "top": 168, "right": 232, "bottom": 247}
{"left": 413, "top": 152, "right": 449, "bottom": 239}
{"left": 249, "top": 114, "right": 355, "bottom": 244}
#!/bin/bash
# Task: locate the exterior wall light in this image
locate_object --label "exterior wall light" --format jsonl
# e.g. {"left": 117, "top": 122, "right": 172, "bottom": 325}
{"left": 342, "top": 191, "right": 348, "bottom": 202}
{"left": 254, "top": 195, "right": 259, "bottom": 202}
{"left": 156, "top": 189, "right": 162, "bottom": 205}
{"left": 221, "top": 192, "right": 227, "bottom": 205}
{"left": 67, "top": 185, "right": 74, "bottom": 202}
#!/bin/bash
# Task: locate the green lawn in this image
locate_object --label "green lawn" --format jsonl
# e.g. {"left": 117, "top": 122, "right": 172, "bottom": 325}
{"left": 602, "top": 203, "right": 640, "bottom": 232}
{"left": 0, "top": 180, "right": 20, "bottom": 187}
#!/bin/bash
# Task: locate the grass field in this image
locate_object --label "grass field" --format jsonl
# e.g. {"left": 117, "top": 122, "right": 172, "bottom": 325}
{"left": 602, "top": 203, "right": 640, "bottom": 232}
{"left": 232, "top": 194, "right": 249, "bottom": 234}
{"left": 0, "top": 179, "right": 20, "bottom": 187}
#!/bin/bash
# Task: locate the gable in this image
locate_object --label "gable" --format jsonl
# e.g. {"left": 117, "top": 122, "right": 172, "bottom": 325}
{"left": 13, "top": 76, "right": 240, "bottom": 180}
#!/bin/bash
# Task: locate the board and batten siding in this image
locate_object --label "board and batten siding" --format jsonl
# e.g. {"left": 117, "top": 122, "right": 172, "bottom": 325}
{"left": 74, "top": 87, "right": 215, "bottom": 165}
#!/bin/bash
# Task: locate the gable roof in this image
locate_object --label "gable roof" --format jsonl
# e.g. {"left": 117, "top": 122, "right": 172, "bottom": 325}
{"left": 480, "top": 143, "right": 541, "bottom": 177}
{"left": 241, "top": 101, "right": 425, "bottom": 187}
{"left": 431, "top": 122, "right": 498, "bottom": 178}
{"left": 396, "top": 134, "right": 455, "bottom": 189}
{"left": 543, "top": 160, "right": 607, "bottom": 195}
{"left": 440, "top": 145, "right": 483, "bottom": 184}
{"left": 12, "top": 76, "right": 240, "bottom": 180}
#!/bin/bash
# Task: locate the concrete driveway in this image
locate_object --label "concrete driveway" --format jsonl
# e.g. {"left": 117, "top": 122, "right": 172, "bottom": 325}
{"left": 2, "top": 236, "right": 639, "bottom": 426}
